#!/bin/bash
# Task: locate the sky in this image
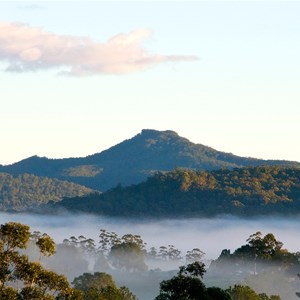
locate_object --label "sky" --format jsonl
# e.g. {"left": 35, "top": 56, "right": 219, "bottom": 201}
{"left": 0, "top": 1, "right": 299, "bottom": 165}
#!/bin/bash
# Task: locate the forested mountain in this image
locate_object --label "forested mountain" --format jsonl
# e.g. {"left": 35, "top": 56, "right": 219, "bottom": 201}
{"left": 0, "top": 173, "right": 94, "bottom": 211}
{"left": 1, "top": 130, "right": 299, "bottom": 191}
{"left": 48, "top": 166, "right": 300, "bottom": 217}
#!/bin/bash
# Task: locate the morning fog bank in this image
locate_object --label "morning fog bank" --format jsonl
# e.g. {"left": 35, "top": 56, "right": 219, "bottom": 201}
{"left": 1, "top": 212, "right": 299, "bottom": 260}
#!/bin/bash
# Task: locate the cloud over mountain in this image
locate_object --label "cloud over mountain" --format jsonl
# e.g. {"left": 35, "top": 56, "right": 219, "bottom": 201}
{"left": 0, "top": 21, "right": 198, "bottom": 75}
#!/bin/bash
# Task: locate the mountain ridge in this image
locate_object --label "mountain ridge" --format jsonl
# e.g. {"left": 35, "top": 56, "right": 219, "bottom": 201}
{"left": 0, "top": 172, "right": 95, "bottom": 211}
{"left": 48, "top": 166, "right": 300, "bottom": 217}
{"left": 1, "top": 129, "right": 299, "bottom": 191}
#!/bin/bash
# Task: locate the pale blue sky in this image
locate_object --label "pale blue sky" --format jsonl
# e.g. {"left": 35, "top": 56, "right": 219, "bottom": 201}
{"left": 0, "top": 1, "right": 299, "bottom": 165}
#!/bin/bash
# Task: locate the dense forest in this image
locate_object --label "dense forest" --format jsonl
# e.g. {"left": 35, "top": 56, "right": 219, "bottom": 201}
{"left": 1, "top": 129, "right": 299, "bottom": 191}
{"left": 49, "top": 166, "right": 300, "bottom": 217}
{"left": 1, "top": 221, "right": 298, "bottom": 299}
{"left": 0, "top": 173, "right": 94, "bottom": 211}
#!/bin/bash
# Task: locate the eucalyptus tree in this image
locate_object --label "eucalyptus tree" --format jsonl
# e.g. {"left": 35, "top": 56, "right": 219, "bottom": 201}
{"left": 0, "top": 222, "right": 82, "bottom": 299}
{"left": 155, "top": 262, "right": 231, "bottom": 300}
{"left": 186, "top": 248, "right": 205, "bottom": 264}
{"left": 72, "top": 272, "right": 137, "bottom": 300}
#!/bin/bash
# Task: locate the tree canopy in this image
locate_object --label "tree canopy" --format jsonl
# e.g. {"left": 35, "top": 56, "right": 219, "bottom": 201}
{"left": 155, "top": 262, "right": 230, "bottom": 300}
{"left": 72, "top": 272, "right": 138, "bottom": 300}
{"left": 53, "top": 166, "right": 300, "bottom": 217}
{"left": 0, "top": 222, "right": 82, "bottom": 299}
{"left": 0, "top": 172, "right": 94, "bottom": 211}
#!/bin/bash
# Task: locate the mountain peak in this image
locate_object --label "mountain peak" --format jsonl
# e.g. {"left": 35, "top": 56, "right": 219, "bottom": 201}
{"left": 137, "top": 129, "right": 189, "bottom": 148}
{"left": 140, "top": 129, "right": 179, "bottom": 137}
{"left": 0, "top": 129, "right": 299, "bottom": 192}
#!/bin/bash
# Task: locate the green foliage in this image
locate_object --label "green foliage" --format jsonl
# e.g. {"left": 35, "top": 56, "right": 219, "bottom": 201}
{"left": 36, "top": 234, "right": 56, "bottom": 257}
{"left": 0, "top": 221, "right": 30, "bottom": 250}
{"left": 209, "top": 232, "right": 298, "bottom": 300}
{"left": 109, "top": 242, "right": 147, "bottom": 272}
{"left": 227, "top": 285, "right": 281, "bottom": 300}
{"left": 72, "top": 272, "right": 116, "bottom": 293}
{"left": 0, "top": 286, "right": 18, "bottom": 299}
{"left": 245, "top": 232, "right": 283, "bottom": 260}
{"left": 156, "top": 275, "right": 206, "bottom": 300}
{"left": 72, "top": 272, "right": 137, "bottom": 300}
{"left": 211, "top": 231, "right": 299, "bottom": 278}
{"left": 233, "top": 231, "right": 296, "bottom": 266}
{"left": 55, "top": 166, "right": 300, "bottom": 217}
{"left": 119, "top": 286, "right": 138, "bottom": 300}
{"left": 155, "top": 262, "right": 229, "bottom": 300}
{"left": 227, "top": 285, "right": 261, "bottom": 300}
{"left": 97, "top": 230, "right": 148, "bottom": 272}
{"left": 0, "top": 172, "right": 94, "bottom": 211}
{"left": 180, "top": 261, "right": 206, "bottom": 278}
{"left": 0, "top": 222, "right": 82, "bottom": 299}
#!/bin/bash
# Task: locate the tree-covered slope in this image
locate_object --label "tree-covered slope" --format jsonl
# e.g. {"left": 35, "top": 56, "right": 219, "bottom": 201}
{"left": 0, "top": 173, "right": 94, "bottom": 211}
{"left": 1, "top": 129, "right": 299, "bottom": 191}
{"left": 50, "top": 166, "right": 300, "bottom": 217}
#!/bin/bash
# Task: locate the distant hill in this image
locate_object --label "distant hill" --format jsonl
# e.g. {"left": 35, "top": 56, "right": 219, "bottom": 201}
{"left": 1, "top": 129, "right": 299, "bottom": 191}
{"left": 0, "top": 173, "right": 94, "bottom": 211}
{"left": 49, "top": 166, "right": 300, "bottom": 217}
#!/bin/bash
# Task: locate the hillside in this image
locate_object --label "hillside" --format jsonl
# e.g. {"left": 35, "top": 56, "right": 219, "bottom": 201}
{"left": 1, "top": 129, "right": 299, "bottom": 191}
{"left": 49, "top": 166, "right": 300, "bottom": 217}
{"left": 0, "top": 173, "right": 94, "bottom": 211}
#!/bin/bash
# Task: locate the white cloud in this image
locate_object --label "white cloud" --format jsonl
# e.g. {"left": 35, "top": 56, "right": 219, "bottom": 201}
{"left": 0, "top": 21, "right": 198, "bottom": 76}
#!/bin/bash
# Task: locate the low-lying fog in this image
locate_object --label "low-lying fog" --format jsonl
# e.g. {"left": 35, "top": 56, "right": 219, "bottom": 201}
{"left": 3, "top": 212, "right": 300, "bottom": 300}
{"left": 1, "top": 212, "right": 300, "bottom": 260}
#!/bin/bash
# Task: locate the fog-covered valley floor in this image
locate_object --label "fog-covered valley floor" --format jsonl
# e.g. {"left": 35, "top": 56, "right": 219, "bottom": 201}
{"left": 1, "top": 212, "right": 300, "bottom": 260}
{"left": 2, "top": 212, "right": 300, "bottom": 300}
